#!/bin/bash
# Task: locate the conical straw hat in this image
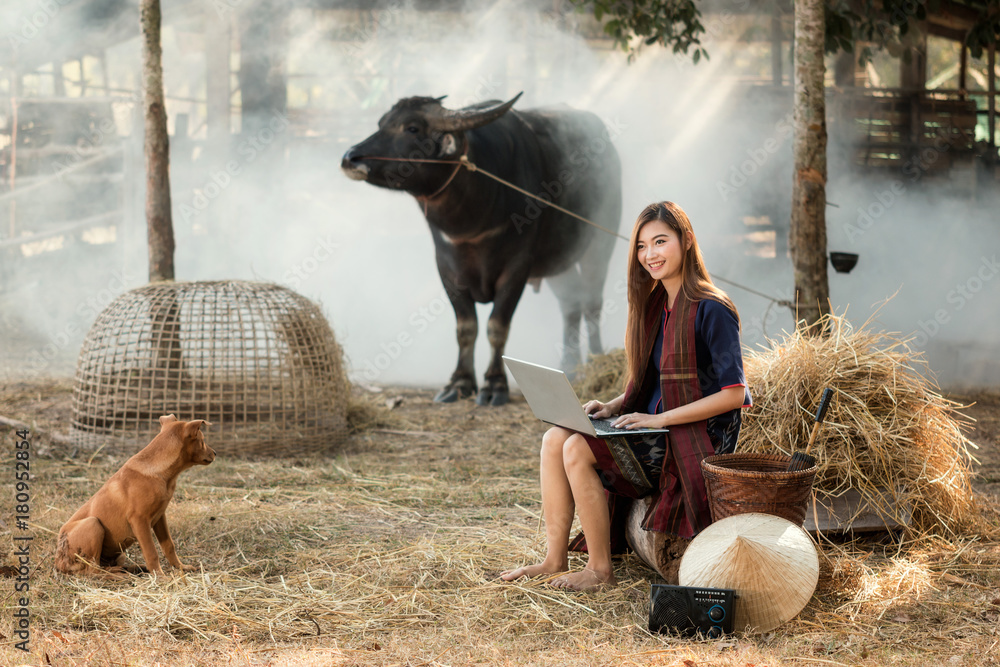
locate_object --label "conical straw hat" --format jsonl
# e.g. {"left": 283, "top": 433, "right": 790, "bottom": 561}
{"left": 678, "top": 512, "right": 819, "bottom": 633}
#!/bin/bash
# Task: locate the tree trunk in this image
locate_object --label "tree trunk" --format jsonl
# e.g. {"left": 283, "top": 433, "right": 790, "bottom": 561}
{"left": 141, "top": 0, "right": 183, "bottom": 377}
{"left": 625, "top": 496, "right": 689, "bottom": 584}
{"left": 790, "top": 0, "right": 829, "bottom": 328}
{"left": 141, "top": 0, "right": 174, "bottom": 283}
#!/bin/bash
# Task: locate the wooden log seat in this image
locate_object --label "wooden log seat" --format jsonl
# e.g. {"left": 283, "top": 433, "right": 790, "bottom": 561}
{"left": 625, "top": 496, "right": 691, "bottom": 584}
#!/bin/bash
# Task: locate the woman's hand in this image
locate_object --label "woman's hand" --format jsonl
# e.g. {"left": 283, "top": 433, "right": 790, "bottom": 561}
{"left": 612, "top": 412, "right": 667, "bottom": 430}
{"left": 583, "top": 394, "right": 624, "bottom": 419}
{"left": 613, "top": 387, "right": 745, "bottom": 430}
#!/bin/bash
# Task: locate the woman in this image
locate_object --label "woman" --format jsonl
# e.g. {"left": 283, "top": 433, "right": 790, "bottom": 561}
{"left": 501, "top": 201, "right": 751, "bottom": 591}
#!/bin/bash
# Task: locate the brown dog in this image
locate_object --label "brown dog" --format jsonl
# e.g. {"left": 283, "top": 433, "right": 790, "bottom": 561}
{"left": 55, "top": 415, "right": 215, "bottom": 577}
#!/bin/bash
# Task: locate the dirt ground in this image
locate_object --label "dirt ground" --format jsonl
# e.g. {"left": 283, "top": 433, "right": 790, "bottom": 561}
{"left": 2, "top": 378, "right": 998, "bottom": 503}
{"left": 0, "top": 378, "right": 999, "bottom": 666}
{"left": 950, "top": 390, "right": 1000, "bottom": 499}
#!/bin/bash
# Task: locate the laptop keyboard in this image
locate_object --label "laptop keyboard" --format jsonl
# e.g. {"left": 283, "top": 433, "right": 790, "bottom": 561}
{"left": 589, "top": 417, "right": 636, "bottom": 435}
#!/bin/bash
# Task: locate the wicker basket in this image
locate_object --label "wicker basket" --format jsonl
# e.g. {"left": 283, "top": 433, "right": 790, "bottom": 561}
{"left": 71, "top": 280, "right": 350, "bottom": 457}
{"left": 701, "top": 453, "right": 817, "bottom": 527}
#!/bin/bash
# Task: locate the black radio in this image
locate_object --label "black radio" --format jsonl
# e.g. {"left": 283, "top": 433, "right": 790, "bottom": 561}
{"left": 648, "top": 584, "right": 735, "bottom": 638}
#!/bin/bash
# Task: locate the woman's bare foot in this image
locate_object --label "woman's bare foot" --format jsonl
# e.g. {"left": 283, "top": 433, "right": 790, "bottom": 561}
{"left": 550, "top": 567, "right": 616, "bottom": 591}
{"left": 499, "top": 562, "right": 567, "bottom": 582}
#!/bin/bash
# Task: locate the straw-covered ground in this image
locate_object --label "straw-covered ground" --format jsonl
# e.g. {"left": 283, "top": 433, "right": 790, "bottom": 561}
{"left": 1, "top": 367, "right": 999, "bottom": 666}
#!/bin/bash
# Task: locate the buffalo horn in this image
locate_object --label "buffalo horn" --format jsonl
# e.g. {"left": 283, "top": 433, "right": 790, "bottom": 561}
{"left": 430, "top": 92, "right": 523, "bottom": 132}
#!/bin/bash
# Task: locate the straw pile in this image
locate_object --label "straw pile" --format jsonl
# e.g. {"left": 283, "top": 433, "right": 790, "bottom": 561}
{"left": 573, "top": 349, "right": 628, "bottom": 403}
{"left": 10, "top": 378, "right": 1000, "bottom": 664}
{"left": 47, "top": 463, "right": 651, "bottom": 647}
{"left": 739, "top": 313, "right": 984, "bottom": 537}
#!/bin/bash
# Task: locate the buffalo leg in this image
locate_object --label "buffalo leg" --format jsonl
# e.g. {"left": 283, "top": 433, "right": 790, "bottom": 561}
{"left": 581, "top": 281, "right": 605, "bottom": 357}
{"left": 546, "top": 267, "right": 586, "bottom": 376}
{"left": 434, "top": 289, "right": 478, "bottom": 403}
{"left": 478, "top": 272, "right": 530, "bottom": 407}
{"left": 575, "top": 208, "right": 617, "bottom": 359}
{"left": 477, "top": 319, "right": 510, "bottom": 406}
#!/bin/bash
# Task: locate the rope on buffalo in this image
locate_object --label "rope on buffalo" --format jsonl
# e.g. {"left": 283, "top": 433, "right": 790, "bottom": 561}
{"left": 364, "top": 154, "right": 792, "bottom": 311}
{"left": 458, "top": 155, "right": 628, "bottom": 241}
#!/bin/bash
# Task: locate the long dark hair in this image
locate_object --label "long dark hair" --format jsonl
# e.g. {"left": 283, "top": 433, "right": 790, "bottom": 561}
{"left": 623, "top": 201, "right": 738, "bottom": 392}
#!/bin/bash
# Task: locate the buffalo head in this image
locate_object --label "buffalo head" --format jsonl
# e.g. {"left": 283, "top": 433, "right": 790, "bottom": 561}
{"left": 341, "top": 93, "right": 522, "bottom": 196}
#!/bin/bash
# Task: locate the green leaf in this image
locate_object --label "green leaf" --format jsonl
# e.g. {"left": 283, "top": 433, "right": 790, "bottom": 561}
{"left": 575, "top": 0, "right": 709, "bottom": 63}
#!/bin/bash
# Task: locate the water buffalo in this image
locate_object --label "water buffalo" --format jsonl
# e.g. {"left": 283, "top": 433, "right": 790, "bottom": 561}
{"left": 341, "top": 93, "right": 621, "bottom": 406}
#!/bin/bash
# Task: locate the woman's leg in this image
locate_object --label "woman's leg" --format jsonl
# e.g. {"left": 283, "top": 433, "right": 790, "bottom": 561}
{"left": 500, "top": 427, "right": 576, "bottom": 580}
{"left": 550, "top": 433, "right": 617, "bottom": 591}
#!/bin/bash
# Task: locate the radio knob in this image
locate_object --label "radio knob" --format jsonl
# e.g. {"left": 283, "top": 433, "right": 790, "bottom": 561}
{"left": 709, "top": 605, "right": 725, "bottom": 622}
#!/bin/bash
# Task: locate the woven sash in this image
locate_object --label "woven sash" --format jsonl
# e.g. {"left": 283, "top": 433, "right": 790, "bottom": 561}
{"left": 623, "top": 287, "right": 715, "bottom": 538}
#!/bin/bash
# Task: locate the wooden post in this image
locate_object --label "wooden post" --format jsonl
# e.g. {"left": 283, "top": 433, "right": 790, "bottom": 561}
{"left": 789, "top": 0, "right": 830, "bottom": 328}
{"left": 101, "top": 50, "right": 112, "bottom": 97}
{"left": 53, "top": 60, "right": 66, "bottom": 97}
{"left": 237, "top": 0, "right": 287, "bottom": 138}
{"left": 141, "top": 0, "right": 174, "bottom": 282}
{"left": 989, "top": 43, "right": 996, "bottom": 154}
{"left": 141, "top": 0, "right": 183, "bottom": 375}
{"left": 959, "top": 43, "right": 967, "bottom": 99}
{"left": 78, "top": 58, "right": 87, "bottom": 96}
{"left": 834, "top": 51, "right": 855, "bottom": 88}
{"left": 771, "top": 11, "right": 783, "bottom": 86}
{"left": 900, "top": 33, "right": 927, "bottom": 168}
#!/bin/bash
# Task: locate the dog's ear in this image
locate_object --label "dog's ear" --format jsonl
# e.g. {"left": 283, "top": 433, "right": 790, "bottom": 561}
{"left": 183, "top": 420, "right": 209, "bottom": 437}
{"left": 159, "top": 414, "right": 178, "bottom": 427}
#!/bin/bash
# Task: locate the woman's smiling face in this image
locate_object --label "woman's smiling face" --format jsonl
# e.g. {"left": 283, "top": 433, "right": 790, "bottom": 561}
{"left": 636, "top": 220, "right": 685, "bottom": 284}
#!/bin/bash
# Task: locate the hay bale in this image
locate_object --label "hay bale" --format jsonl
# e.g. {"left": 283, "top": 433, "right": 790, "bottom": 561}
{"left": 572, "top": 349, "right": 627, "bottom": 401}
{"left": 739, "top": 313, "right": 985, "bottom": 537}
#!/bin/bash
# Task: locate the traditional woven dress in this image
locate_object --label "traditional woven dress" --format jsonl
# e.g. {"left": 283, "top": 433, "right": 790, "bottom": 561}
{"left": 570, "top": 284, "right": 751, "bottom": 553}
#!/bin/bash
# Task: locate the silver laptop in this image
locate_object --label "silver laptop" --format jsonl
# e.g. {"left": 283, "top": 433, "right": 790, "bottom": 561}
{"left": 502, "top": 356, "right": 669, "bottom": 438}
